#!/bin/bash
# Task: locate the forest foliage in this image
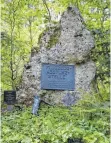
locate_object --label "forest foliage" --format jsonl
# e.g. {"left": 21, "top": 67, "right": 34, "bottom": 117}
{"left": 1, "top": 0, "right": 110, "bottom": 92}
{"left": 2, "top": 92, "right": 110, "bottom": 143}
{"left": 1, "top": 0, "right": 110, "bottom": 143}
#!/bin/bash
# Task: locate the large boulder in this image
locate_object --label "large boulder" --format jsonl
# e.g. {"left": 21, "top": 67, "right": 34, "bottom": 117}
{"left": 17, "top": 7, "right": 96, "bottom": 105}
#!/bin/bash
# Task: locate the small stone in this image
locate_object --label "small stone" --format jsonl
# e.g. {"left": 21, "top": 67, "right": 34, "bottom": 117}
{"left": 62, "top": 93, "right": 75, "bottom": 106}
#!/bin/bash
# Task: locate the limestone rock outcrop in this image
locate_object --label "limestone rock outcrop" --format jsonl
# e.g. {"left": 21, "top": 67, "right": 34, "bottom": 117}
{"left": 17, "top": 7, "right": 96, "bottom": 105}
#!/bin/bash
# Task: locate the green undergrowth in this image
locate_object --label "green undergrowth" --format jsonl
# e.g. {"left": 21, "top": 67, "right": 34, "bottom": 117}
{"left": 2, "top": 93, "right": 110, "bottom": 143}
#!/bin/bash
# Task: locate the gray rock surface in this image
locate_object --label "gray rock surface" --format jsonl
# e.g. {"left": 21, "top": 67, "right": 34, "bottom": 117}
{"left": 17, "top": 7, "right": 96, "bottom": 105}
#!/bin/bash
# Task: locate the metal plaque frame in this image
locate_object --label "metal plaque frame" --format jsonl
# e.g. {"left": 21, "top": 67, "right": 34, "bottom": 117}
{"left": 41, "top": 63, "right": 75, "bottom": 90}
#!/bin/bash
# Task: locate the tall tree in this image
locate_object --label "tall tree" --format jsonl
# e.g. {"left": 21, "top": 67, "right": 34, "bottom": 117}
{"left": 1, "top": 0, "right": 110, "bottom": 94}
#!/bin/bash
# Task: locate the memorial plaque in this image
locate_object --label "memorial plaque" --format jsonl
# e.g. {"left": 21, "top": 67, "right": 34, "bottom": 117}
{"left": 4, "top": 91, "right": 16, "bottom": 105}
{"left": 41, "top": 63, "right": 75, "bottom": 90}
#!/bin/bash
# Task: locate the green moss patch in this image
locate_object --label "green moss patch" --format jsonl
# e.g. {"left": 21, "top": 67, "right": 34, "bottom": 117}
{"left": 46, "top": 26, "right": 61, "bottom": 49}
{"left": 37, "top": 25, "right": 61, "bottom": 50}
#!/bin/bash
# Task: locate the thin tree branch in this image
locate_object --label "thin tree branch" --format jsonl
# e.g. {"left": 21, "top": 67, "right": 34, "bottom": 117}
{"left": 42, "top": 0, "right": 51, "bottom": 22}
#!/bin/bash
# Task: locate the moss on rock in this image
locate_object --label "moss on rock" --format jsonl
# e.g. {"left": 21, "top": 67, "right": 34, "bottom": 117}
{"left": 46, "top": 26, "right": 61, "bottom": 49}
{"left": 37, "top": 24, "right": 61, "bottom": 49}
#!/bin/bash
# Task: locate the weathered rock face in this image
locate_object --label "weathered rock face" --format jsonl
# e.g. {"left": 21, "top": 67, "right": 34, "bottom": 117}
{"left": 17, "top": 7, "right": 96, "bottom": 105}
